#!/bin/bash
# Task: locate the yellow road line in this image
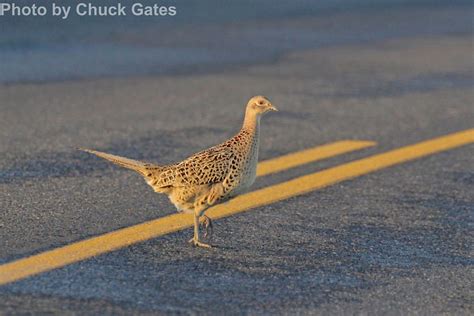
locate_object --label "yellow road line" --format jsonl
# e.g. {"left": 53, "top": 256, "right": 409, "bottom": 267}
{"left": 209, "top": 128, "right": 473, "bottom": 220}
{"left": 0, "top": 140, "right": 374, "bottom": 286}
{"left": 257, "top": 140, "right": 375, "bottom": 176}
{"left": 1, "top": 130, "right": 473, "bottom": 286}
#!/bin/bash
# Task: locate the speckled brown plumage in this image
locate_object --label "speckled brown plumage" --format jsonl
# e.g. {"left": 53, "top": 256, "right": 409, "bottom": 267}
{"left": 80, "top": 95, "right": 277, "bottom": 248}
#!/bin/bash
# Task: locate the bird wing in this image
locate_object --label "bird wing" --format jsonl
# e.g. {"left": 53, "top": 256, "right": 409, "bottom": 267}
{"left": 172, "top": 145, "right": 236, "bottom": 187}
{"left": 78, "top": 146, "right": 237, "bottom": 190}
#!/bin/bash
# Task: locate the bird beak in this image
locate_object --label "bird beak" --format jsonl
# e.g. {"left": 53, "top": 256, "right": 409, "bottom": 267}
{"left": 268, "top": 105, "right": 278, "bottom": 112}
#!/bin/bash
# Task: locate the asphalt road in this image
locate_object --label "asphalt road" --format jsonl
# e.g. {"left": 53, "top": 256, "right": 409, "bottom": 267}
{"left": 1, "top": 34, "right": 473, "bottom": 314}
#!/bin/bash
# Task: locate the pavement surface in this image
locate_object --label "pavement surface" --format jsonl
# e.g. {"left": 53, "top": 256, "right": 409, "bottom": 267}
{"left": 1, "top": 32, "right": 473, "bottom": 315}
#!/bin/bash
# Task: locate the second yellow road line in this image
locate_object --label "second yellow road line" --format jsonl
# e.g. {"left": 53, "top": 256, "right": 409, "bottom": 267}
{"left": 1, "top": 129, "right": 473, "bottom": 286}
{"left": 257, "top": 140, "right": 375, "bottom": 176}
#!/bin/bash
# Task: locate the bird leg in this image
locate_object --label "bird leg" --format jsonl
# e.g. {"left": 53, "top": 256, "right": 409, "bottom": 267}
{"left": 188, "top": 213, "right": 212, "bottom": 248}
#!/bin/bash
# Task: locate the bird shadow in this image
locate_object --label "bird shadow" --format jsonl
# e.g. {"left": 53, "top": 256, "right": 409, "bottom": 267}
{"left": 0, "top": 126, "right": 225, "bottom": 184}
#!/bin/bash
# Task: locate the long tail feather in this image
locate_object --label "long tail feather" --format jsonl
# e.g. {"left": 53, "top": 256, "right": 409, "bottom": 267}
{"left": 79, "top": 148, "right": 152, "bottom": 175}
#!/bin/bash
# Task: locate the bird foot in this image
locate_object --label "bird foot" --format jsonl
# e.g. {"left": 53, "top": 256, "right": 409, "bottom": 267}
{"left": 200, "top": 215, "right": 214, "bottom": 238}
{"left": 188, "top": 238, "right": 213, "bottom": 248}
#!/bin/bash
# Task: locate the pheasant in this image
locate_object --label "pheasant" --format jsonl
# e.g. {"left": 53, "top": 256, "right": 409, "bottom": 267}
{"left": 80, "top": 96, "right": 277, "bottom": 248}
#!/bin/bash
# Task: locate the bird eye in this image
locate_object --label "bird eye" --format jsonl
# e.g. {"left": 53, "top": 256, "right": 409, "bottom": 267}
{"left": 258, "top": 100, "right": 264, "bottom": 105}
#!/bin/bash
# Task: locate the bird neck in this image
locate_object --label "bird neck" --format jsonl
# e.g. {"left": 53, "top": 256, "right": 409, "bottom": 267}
{"left": 241, "top": 110, "right": 261, "bottom": 136}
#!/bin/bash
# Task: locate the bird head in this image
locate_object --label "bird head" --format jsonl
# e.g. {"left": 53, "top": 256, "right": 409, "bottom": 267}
{"left": 246, "top": 95, "right": 278, "bottom": 115}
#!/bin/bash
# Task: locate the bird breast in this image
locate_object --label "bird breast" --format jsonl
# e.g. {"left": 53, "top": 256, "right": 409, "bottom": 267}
{"left": 234, "top": 135, "right": 259, "bottom": 195}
